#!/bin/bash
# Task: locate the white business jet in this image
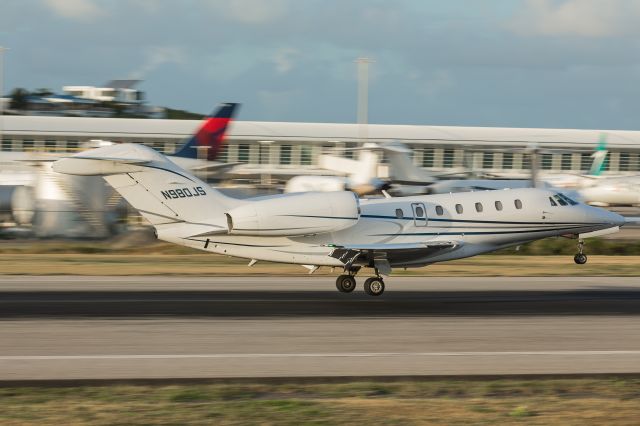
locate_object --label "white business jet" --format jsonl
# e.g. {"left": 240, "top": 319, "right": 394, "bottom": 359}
{"left": 53, "top": 143, "right": 625, "bottom": 296}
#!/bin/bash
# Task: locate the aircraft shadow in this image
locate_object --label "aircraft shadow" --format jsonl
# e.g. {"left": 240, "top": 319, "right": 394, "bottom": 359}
{"left": 2, "top": 288, "right": 640, "bottom": 318}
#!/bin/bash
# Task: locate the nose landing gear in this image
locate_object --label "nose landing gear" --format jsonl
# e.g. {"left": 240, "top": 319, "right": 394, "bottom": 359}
{"left": 574, "top": 240, "right": 588, "bottom": 265}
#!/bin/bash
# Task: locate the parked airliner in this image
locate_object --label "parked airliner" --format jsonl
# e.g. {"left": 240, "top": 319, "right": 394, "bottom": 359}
{"left": 53, "top": 143, "right": 626, "bottom": 296}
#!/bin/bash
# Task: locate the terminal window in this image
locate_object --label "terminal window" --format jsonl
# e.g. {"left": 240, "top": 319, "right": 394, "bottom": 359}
{"left": 280, "top": 145, "right": 292, "bottom": 165}
{"left": 541, "top": 153, "right": 553, "bottom": 170}
{"left": 561, "top": 153, "right": 572, "bottom": 170}
{"left": 443, "top": 149, "right": 455, "bottom": 168}
{"left": 619, "top": 152, "right": 630, "bottom": 171}
{"left": 300, "top": 146, "right": 313, "bottom": 165}
{"left": 1, "top": 139, "right": 11, "bottom": 151}
{"left": 237, "top": 144, "right": 250, "bottom": 163}
{"left": 580, "top": 153, "right": 591, "bottom": 171}
{"left": 217, "top": 145, "right": 229, "bottom": 163}
{"left": 502, "top": 152, "right": 513, "bottom": 169}
{"left": 66, "top": 140, "right": 79, "bottom": 152}
{"left": 422, "top": 148, "right": 434, "bottom": 167}
{"left": 482, "top": 152, "right": 493, "bottom": 169}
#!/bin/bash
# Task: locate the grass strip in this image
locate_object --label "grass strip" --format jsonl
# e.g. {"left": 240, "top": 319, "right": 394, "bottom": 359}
{"left": 0, "top": 254, "right": 639, "bottom": 276}
{"left": 1, "top": 377, "right": 639, "bottom": 425}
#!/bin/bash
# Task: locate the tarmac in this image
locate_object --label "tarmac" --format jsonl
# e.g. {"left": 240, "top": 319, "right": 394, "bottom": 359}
{"left": 2, "top": 276, "right": 640, "bottom": 381}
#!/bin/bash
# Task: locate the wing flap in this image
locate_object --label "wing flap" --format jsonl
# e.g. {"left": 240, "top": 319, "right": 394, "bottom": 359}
{"left": 328, "top": 241, "right": 461, "bottom": 272}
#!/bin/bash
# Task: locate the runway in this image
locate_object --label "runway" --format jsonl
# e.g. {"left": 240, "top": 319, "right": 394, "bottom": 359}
{"left": 2, "top": 276, "right": 640, "bottom": 380}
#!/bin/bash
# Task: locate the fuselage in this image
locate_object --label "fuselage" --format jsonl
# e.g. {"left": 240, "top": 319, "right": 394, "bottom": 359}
{"left": 162, "top": 187, "right": 624, "bottom": 268}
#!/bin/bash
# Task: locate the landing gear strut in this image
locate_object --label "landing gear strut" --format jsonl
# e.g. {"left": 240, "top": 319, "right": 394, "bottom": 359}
{"left": 574, "top": 240, "right": 587, "bottom": 265}
{"left": 335, "top": 274, "right": 356, "bottom": 293}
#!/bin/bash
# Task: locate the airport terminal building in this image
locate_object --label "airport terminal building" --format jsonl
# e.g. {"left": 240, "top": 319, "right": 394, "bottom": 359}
{"left": 4, "top": 115, "right": 640, "bottom": 176}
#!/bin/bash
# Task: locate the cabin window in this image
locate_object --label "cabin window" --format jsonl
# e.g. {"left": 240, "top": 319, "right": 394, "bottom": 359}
{"left": 549, "top": 197, "right": 557, "bottom": 206}
{"left": 415, "top": 206, "right": 424, "bottom": 217}
{"left": 475, "top": 202, "right": 483, "bottom": 212}
{"left": 495, "top": 201, "right": 503, "bottom": 211}
{"left": 395, "top": 208, "right": 404, "bottom": 219}
{"left": 435, "top": 205, "right": 444, "bottom": 216}
{"left": 514, "top": 199, "right": 523, "bottom": 209}
{"left": 455, "top": 204, "right": 463, "bottom": 214}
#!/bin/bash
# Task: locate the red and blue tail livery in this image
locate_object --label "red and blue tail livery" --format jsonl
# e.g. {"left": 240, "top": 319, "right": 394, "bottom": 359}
{"left": 173, "top": 103, "right": 239, "bottom": 161}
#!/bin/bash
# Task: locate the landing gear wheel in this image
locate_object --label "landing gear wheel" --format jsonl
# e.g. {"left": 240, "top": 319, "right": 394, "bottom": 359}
{"left": 574, "top": 253, "right": 588, "bottom": 265}
{"left": 364, "top": 277, "right": 385, "bottom": 296}
{"left": 336, "top": 275, "right": 356, "bottom": 293}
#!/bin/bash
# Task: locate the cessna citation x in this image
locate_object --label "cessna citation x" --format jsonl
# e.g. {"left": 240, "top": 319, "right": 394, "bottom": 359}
{"left": 53, "top": 144, "right": 626, "bottom": 296}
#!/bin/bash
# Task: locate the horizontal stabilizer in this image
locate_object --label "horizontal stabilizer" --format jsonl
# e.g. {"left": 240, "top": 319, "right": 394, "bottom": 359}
{"left": 52, "top": 157, "right": 149, "bottom": 176}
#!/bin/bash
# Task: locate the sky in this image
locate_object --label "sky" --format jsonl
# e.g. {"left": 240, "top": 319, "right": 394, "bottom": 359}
{"left": 3, "top": 0, "right": 640, "bottom": 129}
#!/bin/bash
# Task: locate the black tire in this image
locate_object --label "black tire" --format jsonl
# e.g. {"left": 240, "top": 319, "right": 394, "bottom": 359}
{"left": 336, "top": 275, "right": 356, "bottom": 293}
{"left": 574, "top": 253, "right": 587, "bottom": 265}
{"left": 364, "top": 277, "right": 385, "bottom": 296}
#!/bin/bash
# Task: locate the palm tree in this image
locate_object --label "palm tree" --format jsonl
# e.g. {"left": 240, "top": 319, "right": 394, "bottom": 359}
{"left": 9, "top": 88, "right": 29, "bottom": 110}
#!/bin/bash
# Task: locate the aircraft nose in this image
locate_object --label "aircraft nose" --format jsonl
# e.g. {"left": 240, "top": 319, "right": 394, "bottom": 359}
{"left": 590, "top": 207, "right": 625, "bottom": 227}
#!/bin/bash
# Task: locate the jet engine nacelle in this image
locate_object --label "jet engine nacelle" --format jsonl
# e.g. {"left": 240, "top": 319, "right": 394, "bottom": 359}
{"left": 225, "top": 191, "right": 359, "bottom": 236}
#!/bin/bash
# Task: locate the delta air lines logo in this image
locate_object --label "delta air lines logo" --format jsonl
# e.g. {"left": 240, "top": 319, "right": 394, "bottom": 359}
{"left": 161, "top": 186, "right": 206, "bottom": 200}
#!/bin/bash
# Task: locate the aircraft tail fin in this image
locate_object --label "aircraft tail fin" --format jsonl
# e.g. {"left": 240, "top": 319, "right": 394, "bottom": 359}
{"left": 53, "top": 144, "right": 240, "bottom": 228}
{"left": 173, "top": 103, "right": 239, "bottom": 161}
{"left": 380, "top": 141, "right": 437, "bottom": 184}
{"left": 588, "top": 133, "right": 608, "bottom": 176}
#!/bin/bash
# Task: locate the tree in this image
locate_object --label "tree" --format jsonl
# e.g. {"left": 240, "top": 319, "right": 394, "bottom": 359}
{"left": 33, "top": 88, "right": 53, "bottom": 97}
{"left": 9, "top": 88, "right": 29, "bottom": 110}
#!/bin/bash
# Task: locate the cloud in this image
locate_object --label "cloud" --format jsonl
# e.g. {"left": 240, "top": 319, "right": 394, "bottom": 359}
{"left": 272, "top": 48, "right": 298, "bottom": 74}
{"left": 42, "top": 0, "right": 106, "bottom": 21}
{"left": 128, "top": 46, "right": 186, "bottom": 80}
{"left": 508, "top": 0, "right": 640, "bottom": 37}
{"left": 217, "top": 0, "right": 289, "bottom": 24}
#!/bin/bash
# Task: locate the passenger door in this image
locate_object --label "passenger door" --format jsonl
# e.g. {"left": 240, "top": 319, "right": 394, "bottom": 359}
{"left": 411, "top": 202, "right": 427, "bottom": 227}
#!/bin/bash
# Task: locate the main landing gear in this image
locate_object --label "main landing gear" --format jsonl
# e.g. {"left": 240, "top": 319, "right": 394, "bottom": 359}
{"left": 363, "top": 276, "right": 385, "bottom": 296}
{"left": 335, "top": 274, "right": 356, "bottom": 293}
{"left": 335, "top": 269, "right": 385, "bottom": 296}
{"left": 574, "top": 239, "right": 588, "bottom": 265}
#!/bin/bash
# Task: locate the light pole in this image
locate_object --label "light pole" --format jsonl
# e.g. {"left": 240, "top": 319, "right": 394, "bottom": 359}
{"left": 355, "top": 57, "right": 374, "bottom": 143}
{"left": 0, "top": 46, "right": 7, "bottom": 146}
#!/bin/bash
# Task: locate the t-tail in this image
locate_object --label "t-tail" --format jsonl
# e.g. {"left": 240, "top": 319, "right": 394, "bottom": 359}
{"left": 588, "top": 133, "right": 608, "bottom": 176}
{"left": 52, "top": 144, "right": 241, "bottom": 237}
{"left": 173, "top": 103, "right": 239, "bottom": 161}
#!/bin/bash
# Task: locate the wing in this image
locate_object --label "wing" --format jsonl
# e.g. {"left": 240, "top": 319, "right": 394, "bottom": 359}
{"left": 327, "top": 241, "right": 461, "bottom": 275}
{"left": 189, "top": 162, "right": 239, "bottom": 173}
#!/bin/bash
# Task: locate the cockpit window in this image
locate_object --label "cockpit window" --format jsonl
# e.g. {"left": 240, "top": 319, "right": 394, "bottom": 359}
{"left": 552, "top": 193, "right": 578, "bottom": 206}
{"left": 559, "top": 193, "right": 578, "bottom": 205}
{"left": 549, "top": 197, "right": 557, "bottom": 206}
